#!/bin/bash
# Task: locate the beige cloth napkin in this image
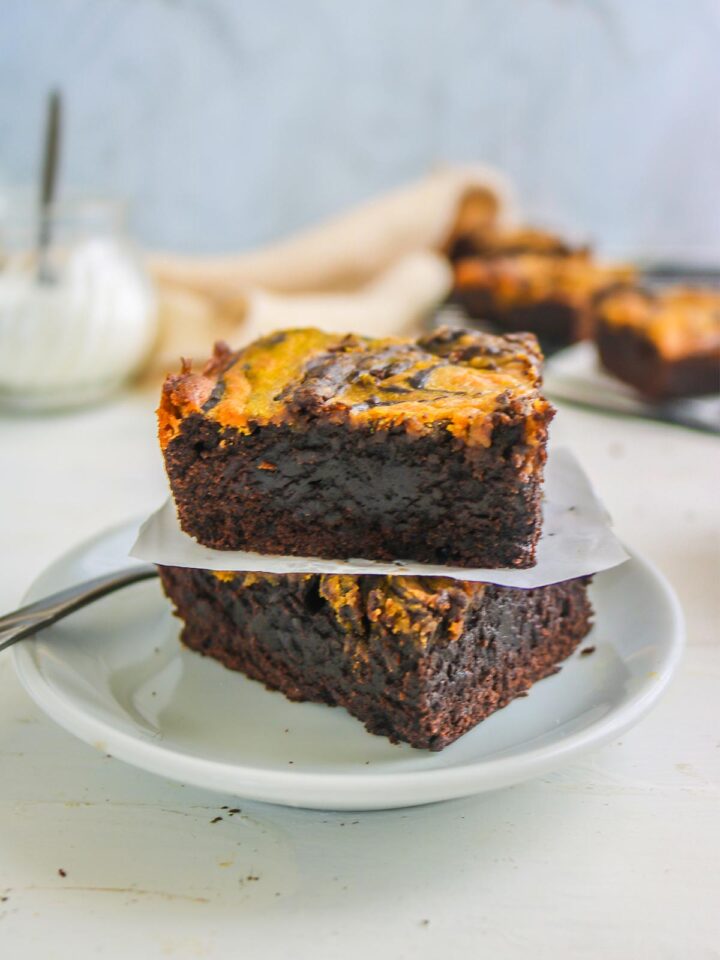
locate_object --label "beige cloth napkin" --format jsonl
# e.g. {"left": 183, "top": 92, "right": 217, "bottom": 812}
{"left": 151, "top": 251, "right": 451, "bottom": 375}
{"left": 147, "top": 165, "right": 515, "bottom": 373}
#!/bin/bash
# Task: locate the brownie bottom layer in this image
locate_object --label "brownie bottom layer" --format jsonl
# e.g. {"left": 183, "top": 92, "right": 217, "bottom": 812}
{"left": 158, "top": 567, "right": 593, "bottom": 751}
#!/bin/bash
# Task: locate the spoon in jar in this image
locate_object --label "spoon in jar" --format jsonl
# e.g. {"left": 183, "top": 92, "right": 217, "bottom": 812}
{"left": 36, "top": 89, "right": 62, "bottom": 285}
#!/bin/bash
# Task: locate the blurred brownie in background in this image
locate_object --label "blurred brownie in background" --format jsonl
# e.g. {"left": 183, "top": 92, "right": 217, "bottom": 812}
{"left": 445, "top": 224, "right": 583, "bottom": 264}
{"left": 449, "top": 247, "right": 634, "bottom": 351}
{"left": 595, "top": 285, "right": 720, "bottom": 399}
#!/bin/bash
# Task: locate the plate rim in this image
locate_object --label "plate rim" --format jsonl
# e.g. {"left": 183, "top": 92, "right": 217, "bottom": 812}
{"left": 11, "top": 523, "right": 685, "bottom": 807}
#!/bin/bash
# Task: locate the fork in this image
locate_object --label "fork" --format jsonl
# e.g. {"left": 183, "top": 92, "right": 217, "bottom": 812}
{"left": 0, "top": 565, "right": 158, "bottom": 653}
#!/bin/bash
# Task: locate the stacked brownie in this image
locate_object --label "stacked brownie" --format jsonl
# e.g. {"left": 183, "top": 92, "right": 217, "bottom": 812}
{"left": 157, "top": 326, "right": 593, "bottom": 750}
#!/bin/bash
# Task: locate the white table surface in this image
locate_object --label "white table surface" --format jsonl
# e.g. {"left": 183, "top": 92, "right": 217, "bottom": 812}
{"left": 1, "top": 389, "right": 719, "bottom": 960}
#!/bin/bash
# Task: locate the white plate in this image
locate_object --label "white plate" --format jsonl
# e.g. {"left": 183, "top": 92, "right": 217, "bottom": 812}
{"left": 13, "top": 522, "right": 684, "bottom": 811}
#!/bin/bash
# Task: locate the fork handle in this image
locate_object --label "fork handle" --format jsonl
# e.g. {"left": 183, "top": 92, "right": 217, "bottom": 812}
{"left": 0, "top": 565, "right": 159, "bottom": 653}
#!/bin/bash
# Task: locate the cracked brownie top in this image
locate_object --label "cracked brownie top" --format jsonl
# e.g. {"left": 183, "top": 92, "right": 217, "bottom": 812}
{"left": 158, "top": 325, "right": 552, "bottom": 451}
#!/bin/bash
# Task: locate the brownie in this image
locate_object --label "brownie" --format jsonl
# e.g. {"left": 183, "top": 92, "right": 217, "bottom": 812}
{"left": 595, "top": 285, "right": 720, "bottom": 399}
{"left": 446, "top": 225, "right": 584, "bottom": 264}
{"left": 158, "top": 567, "right": 593, "bottom": 751}
{"left": 450, "top": 252, "right": 634, "bottom": 350}
{"left": 158, "top": 326, "right": 554, "bottom": 568}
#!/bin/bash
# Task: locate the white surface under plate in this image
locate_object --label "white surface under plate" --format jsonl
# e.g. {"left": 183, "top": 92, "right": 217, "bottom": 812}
{"left": 13, "top": 521, "right": 684, "bottom": 811}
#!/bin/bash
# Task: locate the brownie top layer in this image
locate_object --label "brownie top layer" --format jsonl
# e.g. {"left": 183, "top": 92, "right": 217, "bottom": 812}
{"left": 215, "top": 570, "right": 486, "bottom": 648}
{"left": 158, "top": 325, "right": 551, "bottom": 450}
{"left": 453, "top": 252, "right": 634, "bottom": 304}
{"left": 596, "top": 285, "right": 720, "bottom": 359}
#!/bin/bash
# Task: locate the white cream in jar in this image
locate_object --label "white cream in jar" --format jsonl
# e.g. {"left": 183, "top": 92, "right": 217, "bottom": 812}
{"left": 0, "top": 198, "right": 157, "bottom": 409}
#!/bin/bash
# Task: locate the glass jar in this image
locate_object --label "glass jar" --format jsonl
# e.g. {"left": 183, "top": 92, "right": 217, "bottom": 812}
{"left": 0, "top": 193, "right": 157, "bottom": 410}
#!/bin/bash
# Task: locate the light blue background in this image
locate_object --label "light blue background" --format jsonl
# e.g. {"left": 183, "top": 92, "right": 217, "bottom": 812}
{"left": 2, "top": 0, "right": 719, "bottom": 259}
